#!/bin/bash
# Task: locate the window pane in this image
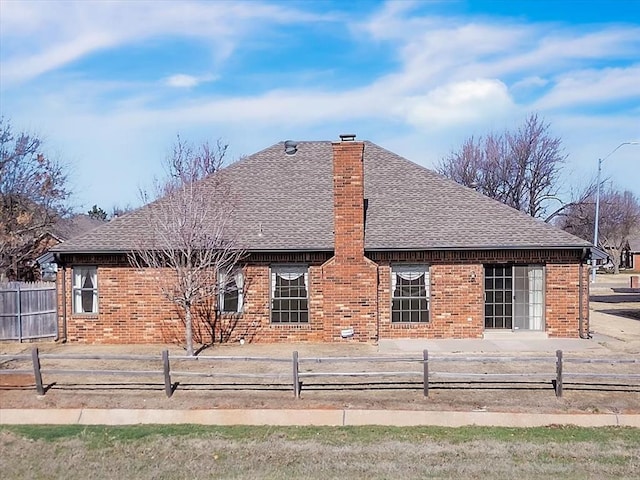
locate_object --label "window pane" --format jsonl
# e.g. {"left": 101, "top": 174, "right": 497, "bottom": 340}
{"left": 223, "top": 292, "right": 239, "bottom": 313}
{"left": 73, "top": 267, "right": 97, "bottom": 314}
{"left": 271, "top": 266, "right": 309, "bottom": 323}
{"left": 391, "top": 266, "right": 429, "bottom": 323}
{"left": 81, "top": 290, "right": 94, "bottom": 313}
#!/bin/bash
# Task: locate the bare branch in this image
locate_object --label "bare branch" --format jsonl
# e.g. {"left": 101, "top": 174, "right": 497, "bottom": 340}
{"left": 129, "top": 136, "right": 242, "bottom": 355}
{"left": 438, "top": 113, "right": 566, "bottom": 218}
{"left": 558, "top": 184, "right": 640, "bottom": 273}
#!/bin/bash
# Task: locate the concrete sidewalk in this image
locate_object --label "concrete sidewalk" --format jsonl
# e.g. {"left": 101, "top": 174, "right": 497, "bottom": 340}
{"left": 378, "top": 336, "right": 606, "bottom": 353}
{"left": 379, "top": 310, "right": 639, "bottom": 354}
{"left": 1, "top": 408, "right": 639, "bottom": 428}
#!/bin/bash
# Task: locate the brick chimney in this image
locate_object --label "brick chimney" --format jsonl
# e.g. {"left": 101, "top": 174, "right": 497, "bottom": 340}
{"left": 332, "top": 134, "right": 365, "bottom": 262}
{"left": 322, "top": 134, "right": 378, "bottom": 342}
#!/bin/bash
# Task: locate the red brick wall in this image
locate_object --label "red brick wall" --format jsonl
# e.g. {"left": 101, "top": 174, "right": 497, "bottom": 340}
{"left": 59, "top": 265, "right": 184, "bottom": 344}
{"left": 57, "top": 254, "right": 587, "bottom": 344}
{"left": 321, "top": 257, "right": 378, "bottom": 342}
{"left": 227, "top": 263, "right": 327, "bottom": 343}
{"left": 545, "top": 263, "right": 587, "bottom": 338}
{"left": 377, "top": 263, "right": 484, "bottom": 339}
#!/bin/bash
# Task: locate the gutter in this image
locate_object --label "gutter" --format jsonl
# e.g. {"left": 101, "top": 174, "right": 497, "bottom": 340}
{"left": 579, "top": 248, "right": 590, "bottom": 339}
{"left": 51, "top": 248, "right": 335, "bottom": 256}
{"left": 52, "top": 245, "right": 591, "bottom": 256}
{"left": 365, "top": 245, "right": 591, "bottom": 252}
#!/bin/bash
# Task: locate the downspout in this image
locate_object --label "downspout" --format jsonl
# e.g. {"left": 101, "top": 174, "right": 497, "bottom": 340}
{"left": 59, "top": 257, "right": 68, "bottom": 343}
{"left": 375, "top": 265, "right": 380, "bottom": 342}
{"left": 579, "top": 248, "right": 590, "bottom": 339}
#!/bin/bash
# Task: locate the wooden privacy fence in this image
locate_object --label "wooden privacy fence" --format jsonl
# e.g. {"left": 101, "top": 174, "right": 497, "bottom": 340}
{"left": 1, "top": 349, "right": 639, "bottom": 398}
{"left": 0, "top": 282, "right": 57, "bottom": 342}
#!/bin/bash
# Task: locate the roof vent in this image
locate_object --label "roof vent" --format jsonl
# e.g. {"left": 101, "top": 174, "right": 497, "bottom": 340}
{"left": 284, "top": 140, "right": 298, "bottom": 155}
{"left": 339, "top": 134, "right": 356, "bottom": 142}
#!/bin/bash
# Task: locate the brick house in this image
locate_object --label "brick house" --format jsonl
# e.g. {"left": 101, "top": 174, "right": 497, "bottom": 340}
{"left": 49, "top": 135, "right": 592, "bottom": 345}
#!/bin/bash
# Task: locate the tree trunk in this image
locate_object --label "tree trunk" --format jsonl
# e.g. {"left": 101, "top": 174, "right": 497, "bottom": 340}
{"left": 610, "top": 247, "right": 622, "bottom": 274}
{"left": 185, "top": 303, "right": 194, "bottom": 356}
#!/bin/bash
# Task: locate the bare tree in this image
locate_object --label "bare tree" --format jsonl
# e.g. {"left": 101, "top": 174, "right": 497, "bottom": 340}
{"left": 438, "top": 113, "right": 566, "bottom": 218}
{"left": 559, "top": 186, "right": 640, "bottom": 273}
{"left": 129, "top": 137, "right": 242, "bottom": 356}
{"left": 0, "top": 118, "right": 71, "bottom": 280}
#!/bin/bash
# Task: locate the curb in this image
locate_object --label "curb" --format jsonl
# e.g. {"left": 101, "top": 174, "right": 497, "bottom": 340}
{"left": 2, "top": 409, "right": 639, "bottom": 427}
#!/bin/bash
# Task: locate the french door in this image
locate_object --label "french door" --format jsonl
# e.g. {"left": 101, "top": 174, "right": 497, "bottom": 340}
{"left": 484, "top": 265, "right": 544, "bottom": 331}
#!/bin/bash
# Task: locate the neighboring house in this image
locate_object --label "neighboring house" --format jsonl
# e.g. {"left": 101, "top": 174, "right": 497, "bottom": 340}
{"left": 626, "top": 234, "right": 640, "bottom": 271}
{"left": 22, "top": 215, "right": 106, "bottom": 281}
{"left": 601, "top": 238, "right": 634, "bottom": 272}
{"left": 49, "top": 136, "right": 593, "bottom": 345}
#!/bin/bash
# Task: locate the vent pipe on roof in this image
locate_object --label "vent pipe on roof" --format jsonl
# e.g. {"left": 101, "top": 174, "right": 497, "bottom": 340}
{"left": 284, "top": 140, "right": 298, "bottom": 155}
{"left": 339, "top": 134, "right": 356, "bottom": 142}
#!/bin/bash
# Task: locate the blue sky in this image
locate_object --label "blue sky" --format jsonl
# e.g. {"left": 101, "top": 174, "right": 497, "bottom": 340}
{"left": 1, "top": 0, "right": 639, "bottom": 214}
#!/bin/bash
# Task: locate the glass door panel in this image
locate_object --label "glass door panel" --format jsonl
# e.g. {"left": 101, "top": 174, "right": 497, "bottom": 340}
{"left": 513, "top": 266, "right": 544, "bottom": 331}
{"left": 484, "top": 266, "right": 513, "bottom": 330}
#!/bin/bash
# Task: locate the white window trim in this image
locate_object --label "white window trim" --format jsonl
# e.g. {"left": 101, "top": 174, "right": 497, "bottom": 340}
{"left": 72, "top": 266, "right": 98, "bottom": 314}
{"left": 270, "top": 264, "right": 309, "bottom": 323}
{"left": 391, "top": 264, "right": 430, "bottom": 323}
{"left": 218, "top": 268, "right": 244, "bottom": 314}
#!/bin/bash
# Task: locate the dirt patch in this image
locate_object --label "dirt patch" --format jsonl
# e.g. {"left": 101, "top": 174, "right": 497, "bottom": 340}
{"left": 0, "top": 373, "right": 33, "bottom": 388}
{"left": 1, "top": 341, "right": 639, "bottom": 414}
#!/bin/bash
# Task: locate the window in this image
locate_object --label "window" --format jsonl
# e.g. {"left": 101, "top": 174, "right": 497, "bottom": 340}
{"left": 391, "top": 265, "right": 429, "bottom": 322}
{"left": 73, "top": 266, "right": 98, "bottom": 314}
{"left": 271, "top": 265, "right": 308, "bottom": 323}
{"left": 40, "top": 262, "right": 58, "bottom": 282}
{"left": 218, "top": 269, "right": 244, "bottom": 313}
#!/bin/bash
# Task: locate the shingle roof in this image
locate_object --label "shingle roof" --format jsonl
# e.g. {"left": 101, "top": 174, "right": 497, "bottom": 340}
{"left": 628, "top": 232, "right": 640, "bottom": 252}
{"left": 50, "top": 214, "right": 106, "bottom": 242}
{"left": 52, "top": 140, "right": 590, "bottom": 254}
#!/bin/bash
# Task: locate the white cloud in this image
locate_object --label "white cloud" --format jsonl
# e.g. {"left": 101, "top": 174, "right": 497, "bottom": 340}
{"left": 164, "top": 74, "right": 219, "bottom": 88}
{"left": 399, "top": 79, "right": 514, "bottom": 128}
{"left": 534, "top": 66, "right": 640, "bottom": 110}
{"left": 511, "top": 76, "right": 549, "bottom": 91}
{"left": 0, "top": 0, "right": 334, "bottom": 86}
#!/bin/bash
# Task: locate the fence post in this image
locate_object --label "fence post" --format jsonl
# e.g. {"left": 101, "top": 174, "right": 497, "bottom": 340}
{"left": 293, "top": 351, "right": 300, "bottom": 398}
{"left": 17, "top": 283, "right": 23, "bottom": 343}
{"left": 555, "top": 349, "right": 563, "bottom": 398}
{"left": 32, "top": 347, "right": 44, "bottom": 395}
{"left": 162, "top": 350, "right": 173, "bottom": 398}
{"left": 423, "top": 349, "right": 429, "bottom": 397}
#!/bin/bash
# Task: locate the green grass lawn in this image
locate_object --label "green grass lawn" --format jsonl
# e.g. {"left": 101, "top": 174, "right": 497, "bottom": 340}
{"left": 2, "top": 425, "right": 639, "bottom": 479}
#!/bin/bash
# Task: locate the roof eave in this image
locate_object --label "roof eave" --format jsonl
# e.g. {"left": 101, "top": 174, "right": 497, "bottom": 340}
{"left": 365, "top": 244, "right": 592, "bottom": 252}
